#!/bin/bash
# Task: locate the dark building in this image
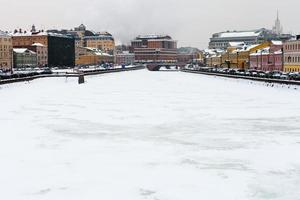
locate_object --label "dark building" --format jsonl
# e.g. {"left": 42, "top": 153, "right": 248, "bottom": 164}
{"left": 47, "top": 34, "right": 75, "bottom": 67}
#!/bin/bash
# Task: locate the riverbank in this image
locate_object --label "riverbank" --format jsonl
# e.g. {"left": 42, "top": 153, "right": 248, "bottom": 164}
{"left": 181, "top": 68, "right": 300, "bottom": 86}
{"left": 0, "top": 65, "right": 145, "bottom": 86}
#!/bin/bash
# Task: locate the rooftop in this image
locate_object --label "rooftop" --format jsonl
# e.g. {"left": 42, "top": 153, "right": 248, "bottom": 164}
{"left": 13, "top": 48, "right": 36, "bottom": 54}
{"left": 12, "top": 31, "right": 73, "bottom": 38}
{"left": 135, "top": 34, "right": 173, "bottom": 40}
{"left": 213, "top": 29, "right": 267, "bottom": 38}
{"left": 0, "top": 30, "right": 11, "bottom": 37}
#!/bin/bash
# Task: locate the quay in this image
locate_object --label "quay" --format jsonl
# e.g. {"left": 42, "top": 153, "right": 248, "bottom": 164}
{"left": 181, "top": 68, "right": 300, "bottom": 86}
{"left": 0, "top": 65, "right": 145, "bottom": 86}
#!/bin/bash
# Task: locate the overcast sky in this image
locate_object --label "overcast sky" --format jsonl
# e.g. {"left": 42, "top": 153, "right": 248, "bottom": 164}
{"left": 0, "top": 0, "right": 299, "bottom": 49}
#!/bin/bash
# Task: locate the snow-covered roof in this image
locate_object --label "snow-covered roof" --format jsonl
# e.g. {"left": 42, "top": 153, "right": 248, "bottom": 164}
{"left": 84, "top": 47, "right": 113, "bottom": 56}
{"left": 117, "top": 51, "right": 134, "bottom": 56}
{"left": 0, "top": 30, "right": 11, "bottom": 37}
{"left": 134, "top": 34, "right": 173, "bottom": 41}
{"left": 250, "top": 46, "right": 283, "bottom": 56}
{"left": 217, "top": 30, "right": 263, "bottom": 38}
{"left": 12, "top": 31, "right": 72, "bottom": 38}
{"left": 13, "top": 48, "right": 36, "bottom": 54}
{"left": 12, "top": 31, "right": 47, "bottom": 36}
{"left": 228, "top": 42, "right": 245, "bottom": 47}
{"left": 271, "top": 40, "right": 283, "bottom": 45}
{"left": 32, "top": 43, "right": 45, "bottom": 47}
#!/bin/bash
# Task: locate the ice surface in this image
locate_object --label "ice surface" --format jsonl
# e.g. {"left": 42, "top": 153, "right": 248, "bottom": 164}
{"left": 0, "top": 70, "right": 300, "bottom": 200}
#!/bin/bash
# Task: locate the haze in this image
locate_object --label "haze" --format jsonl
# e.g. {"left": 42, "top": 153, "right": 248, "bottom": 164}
{"left": 1, "top": 0, "right": 299, "bottom": 49}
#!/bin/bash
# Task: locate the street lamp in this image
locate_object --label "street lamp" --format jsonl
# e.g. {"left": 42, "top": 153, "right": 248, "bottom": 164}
{"left": 237, "top": 52, "right": 239, "bottom": 68}
{"left": 261, "top": 50, "right": 263, "bottom": 70}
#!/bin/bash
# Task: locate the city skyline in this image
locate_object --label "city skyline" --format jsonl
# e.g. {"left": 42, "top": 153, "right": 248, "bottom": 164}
{"left": 0, "top": 0, "right": 300, "bottom": 49}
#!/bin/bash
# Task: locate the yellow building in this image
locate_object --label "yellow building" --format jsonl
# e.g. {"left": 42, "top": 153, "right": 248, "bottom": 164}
{"left": 84, "top": 33, "right": 115, "bottom": 54}
{"left": 207, "top": 55, "right": 222, "bottom": 67}
{"left": 0, "top": 31, "right": 13, "bottom": 71}
{"left": 283, "top": 39, "right": 300, "bottom": 72}
{"left": 221, "top": 41, "right": 272, "bottom": 69}
{"left": 75, "top": 47, "right": 114, "bottom": 65}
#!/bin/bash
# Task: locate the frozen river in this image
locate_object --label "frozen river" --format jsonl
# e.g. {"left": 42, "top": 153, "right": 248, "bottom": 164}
{"left": 1, "top": 70, "right": 300, "bottom": 200}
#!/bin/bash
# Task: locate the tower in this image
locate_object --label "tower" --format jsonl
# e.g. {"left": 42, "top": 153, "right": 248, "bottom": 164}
{"left": 272, "top": 10, "right": 283, "bottom": 35}
{"left": 31, "top": 24, "right": 36, "bottom": 33}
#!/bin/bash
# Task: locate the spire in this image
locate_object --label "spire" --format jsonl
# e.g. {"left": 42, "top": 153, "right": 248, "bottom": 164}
{"left": 31, "top": 24, "right": 36, "bottom": 33}
{"left": 272, "top": 10, "right": 283, "bottom": 35}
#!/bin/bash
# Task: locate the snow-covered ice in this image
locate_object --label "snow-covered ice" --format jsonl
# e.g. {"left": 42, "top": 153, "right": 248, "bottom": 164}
{"left": 0, "top": 70, "right": 300, "bottom": 200}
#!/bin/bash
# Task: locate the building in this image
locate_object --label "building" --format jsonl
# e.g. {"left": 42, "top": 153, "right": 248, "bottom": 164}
{"left": 12, "top": 30, "right": 75, "bottom": 67}
{"left": 177, "top": 53, "right": 198, "bottom": 65}
{"left": 31, "top": 43, "right": 48, "bottom": 67}
{"left": 0, "top": 31, "right": 13, "bottom": 71}
{"left": 76, "top": 47, "right": 114, "bottom": 65}
{"left": 204, "top": 49, "right": 224, "bottom": 67}
{"left": 283, "top": 36, "right": 300, "bottom": 72}
{"left": 13, "top": 43, "right": 48, "bottom": 67}
{"left": 116, "top": 51, "right": 135, "bottom": 65}
{"left": 83, "top": 33, "right": 115, "bottom": 55}
{"left": 48, "top": 25, "right": 116, "bottom": 60}
{"left": 74, "top": 24, "right": 86, "bottom": 32}
{"left": 13, "top": 48, "right": 37, "bottom": 68}
{"left": 205, "top": 41, "right": 273, "bottom": 69}
{"left": 177, "top": 47, "right": 201, "bottom": 65}
{"left": 116, "top": 45, "right": 132, "bottom": 54}
{"left": 209, "top": 28, "right": 293, "bottom": 50}
{"left": 131, "top": 35, "right": 177, "bottom": 70}
{"left": 250, "top": 41, "right": 283, "bottom": 71}
{"left": 272, "top": 11, "right": 283, "bottom": 35}
{"left": 222, "top": 42, "right": 273, "bottom": 69}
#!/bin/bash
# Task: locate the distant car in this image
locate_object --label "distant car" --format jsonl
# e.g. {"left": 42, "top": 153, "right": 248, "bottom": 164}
{"left": 280, "top": 73, "right": 289, "bottom": 80}
{"left": 251, "top": 71, "right": 258, "bottom": 77}
{"left": 288, "top": 72, "right": 300, "bottom": 80}
{"left": 272, "top": 73, "right": 282, "bottom": 79}
{"left": 257, "top": 72, "right": 266, "bottom": 78}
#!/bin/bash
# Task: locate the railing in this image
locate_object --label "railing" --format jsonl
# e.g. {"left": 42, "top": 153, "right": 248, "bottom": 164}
{"left": 0, "top": 65, "right": 145, "bottom": 85}
{"left": 181, "top": 68, "right": 300, "bottom": 86}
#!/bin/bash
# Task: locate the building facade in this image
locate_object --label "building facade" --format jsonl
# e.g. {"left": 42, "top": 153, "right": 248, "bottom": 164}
{"left": 250, "top": 42, "right": 283, "bottom": 71}
{"left": 14, "top": 43, "right": 48, "bottom": 67}
{"left": 209, "top": 28, "right": 292, "bottom": 50}
{"left": 206, "top": 41, "right": 274, "bottom": 69}
{"left": 131, "top": 35, "right": 177, "bottom": 64}
{"left": 283, "top": 36, "right": 300, "bottom": 72}
{"left": 12, "top": 31, "right": 75, "bottom": 67}
{"left": 84, "top": 33, "right": 115, "bottom": 55}
{"left": 13, "top": 48, "right": 37, "bottom": 68}
{"left": 116, "top": 51, "right": 135, "bottom": 65}
{"left": 31, "top": 43, "right": 48, "bottom": 67}
{"left": 0, "top": 31, "right": 13, "bottom": 71}
{"left": 75, "top": 47, "right": 114, "bottom": 65}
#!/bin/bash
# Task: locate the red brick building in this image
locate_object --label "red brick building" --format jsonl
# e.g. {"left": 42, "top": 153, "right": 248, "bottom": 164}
{"left": 131, "top": 35, "right": 177, "bottom": 67}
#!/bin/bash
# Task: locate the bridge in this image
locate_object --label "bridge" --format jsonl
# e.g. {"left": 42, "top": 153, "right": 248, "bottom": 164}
{"left": 146, "top": 62, "right": 187, "bottom": 71}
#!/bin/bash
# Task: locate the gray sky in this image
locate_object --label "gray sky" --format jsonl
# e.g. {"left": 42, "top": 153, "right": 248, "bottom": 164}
{"left": 0, "top": 0, "right": 299, "bottom": 49}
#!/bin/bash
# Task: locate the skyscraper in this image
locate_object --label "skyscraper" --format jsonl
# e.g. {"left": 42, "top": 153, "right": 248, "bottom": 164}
{"left": 272, "top": 10, "right": 283, "bottom": 35}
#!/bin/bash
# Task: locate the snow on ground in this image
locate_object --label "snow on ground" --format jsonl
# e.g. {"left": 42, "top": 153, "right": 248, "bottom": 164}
{"left": 0, "top": 70, "right": 300, "bottom": 200}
